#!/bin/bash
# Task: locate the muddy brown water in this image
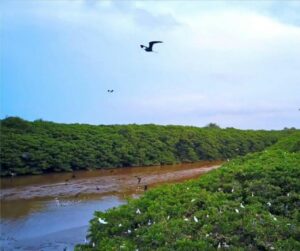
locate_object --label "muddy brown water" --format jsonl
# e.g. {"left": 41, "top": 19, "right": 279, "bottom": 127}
{"left": 0, "top": 161, "right": 222, "bottom": 251}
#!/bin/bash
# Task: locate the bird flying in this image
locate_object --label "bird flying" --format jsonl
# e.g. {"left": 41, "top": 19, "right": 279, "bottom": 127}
{"left": 107, "top": 90, "right": 114, "bottom": 93}
{"left": 140, "top": 41, "right": 163, "bottom": 52}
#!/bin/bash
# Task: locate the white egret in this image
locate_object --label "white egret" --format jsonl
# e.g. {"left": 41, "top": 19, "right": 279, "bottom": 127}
{"left": 193, "top": 216, "right": 198, "bottom": 223}
{"left": 98, "top": 218, "right": 108, "bottom": 224}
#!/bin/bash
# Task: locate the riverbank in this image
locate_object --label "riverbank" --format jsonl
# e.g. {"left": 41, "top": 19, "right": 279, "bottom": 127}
{"left": 0, "top": 161, "right": 221, "bottom": 251}
{"left": 0, "top": 161, "right": 222, "bottom": 201}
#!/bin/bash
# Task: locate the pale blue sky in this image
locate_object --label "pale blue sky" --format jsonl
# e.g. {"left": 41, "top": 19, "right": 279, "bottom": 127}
{"left": 1, "top": 0, "right": 300, "bottom": 129}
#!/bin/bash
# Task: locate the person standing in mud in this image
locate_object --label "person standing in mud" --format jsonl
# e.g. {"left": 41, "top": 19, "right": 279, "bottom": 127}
{"left": 134, "top": 176, "right": 142, "bottom": 184}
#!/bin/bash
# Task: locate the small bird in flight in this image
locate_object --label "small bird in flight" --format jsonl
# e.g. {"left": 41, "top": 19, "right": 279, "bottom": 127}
{"left": 140, "top": 41, "right": 163, "bottom": 52}
{"left": 107, "top": 90, "right": 114, "bottom": 93}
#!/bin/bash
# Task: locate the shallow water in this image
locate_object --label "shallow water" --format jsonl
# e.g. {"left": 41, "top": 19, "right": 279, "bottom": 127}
{"left": 0, "top": 161, "right": 222, "bottom": 250}
{"left": 0, "top": 195, "right": 125, "bottom": 250}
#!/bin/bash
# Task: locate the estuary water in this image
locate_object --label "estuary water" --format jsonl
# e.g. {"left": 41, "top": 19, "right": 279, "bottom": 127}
{"left": 0, "top": 161, "right": 222, "bottom": 251}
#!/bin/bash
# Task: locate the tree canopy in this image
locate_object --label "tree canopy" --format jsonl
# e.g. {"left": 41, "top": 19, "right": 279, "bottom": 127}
{"left": 0, "top": 117, "right": 294, "bottom": 176}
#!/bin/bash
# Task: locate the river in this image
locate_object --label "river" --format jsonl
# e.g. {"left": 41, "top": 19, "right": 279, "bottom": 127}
{"left": 0, "top": 161, "right": 222, "bottom": 251}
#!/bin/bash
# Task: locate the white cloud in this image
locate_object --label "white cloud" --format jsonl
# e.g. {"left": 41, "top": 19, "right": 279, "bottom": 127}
{"left": 191, "top": 11, "right": 298, "bottom": 44}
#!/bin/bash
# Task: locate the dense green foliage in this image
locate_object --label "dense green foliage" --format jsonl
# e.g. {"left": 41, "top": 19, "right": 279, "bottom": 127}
{"left": 76, "top": 134, "right": 300, "bottom": 250}
{"left": 0, "top": 117, "right": 289, "bottom": 176}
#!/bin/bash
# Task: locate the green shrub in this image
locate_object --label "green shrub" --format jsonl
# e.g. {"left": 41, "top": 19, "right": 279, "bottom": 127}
{"left": 75, "top": 134, "right": 300, "bottom": 250}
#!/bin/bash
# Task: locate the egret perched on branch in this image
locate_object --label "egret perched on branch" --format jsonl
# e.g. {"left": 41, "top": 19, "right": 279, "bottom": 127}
{"left": 98, "top": 218, "right": 108, "bottom": 224}
{"left": 193, "top": 216, "right": 198, "bottom": 223}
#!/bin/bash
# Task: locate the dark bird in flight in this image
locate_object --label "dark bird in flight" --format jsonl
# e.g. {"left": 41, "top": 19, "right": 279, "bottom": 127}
{"left": 140, "top": 41, "right": 163, "bottom": 52}
{"left": 107, "top": 90, "right": 114, "bottom": 93}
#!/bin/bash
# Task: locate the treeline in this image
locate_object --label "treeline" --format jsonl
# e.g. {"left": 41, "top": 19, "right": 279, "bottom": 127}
{"left": 0, "top": 117, "right": 295, "bottom": 176}
{"left": 76, "top": 133, "right": 300, "bottom": 250}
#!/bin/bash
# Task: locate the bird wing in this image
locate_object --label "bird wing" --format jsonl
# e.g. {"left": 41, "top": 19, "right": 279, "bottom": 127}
{"left": 148, "top": 41, "right": 163, "bottom": 49}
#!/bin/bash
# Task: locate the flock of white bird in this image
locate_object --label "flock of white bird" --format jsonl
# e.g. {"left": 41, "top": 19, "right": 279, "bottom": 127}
{"left": 86, "top": 185, "right": 284, "bottom": 249}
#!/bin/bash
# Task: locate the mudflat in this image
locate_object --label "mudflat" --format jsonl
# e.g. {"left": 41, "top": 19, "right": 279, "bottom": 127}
{"left": 1, "top": 161, "right": 222, "bottom": 201}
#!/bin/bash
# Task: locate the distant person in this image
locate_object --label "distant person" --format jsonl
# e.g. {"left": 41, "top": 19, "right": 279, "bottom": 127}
{"left": 134, "top": 176, "right": 142, "bottom": 184}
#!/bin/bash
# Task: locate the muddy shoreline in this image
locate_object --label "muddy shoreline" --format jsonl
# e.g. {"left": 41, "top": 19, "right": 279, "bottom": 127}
{"left": 0, "top": 161, "right": 222, "bottom": 251}
{"left": 1, "top": 161, "right": 222, "bottom": 201}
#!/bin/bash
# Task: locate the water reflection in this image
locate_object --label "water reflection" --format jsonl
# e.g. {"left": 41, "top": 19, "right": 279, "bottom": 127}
{"left": 0, "top": 196, "right": 125, "bottom": 251}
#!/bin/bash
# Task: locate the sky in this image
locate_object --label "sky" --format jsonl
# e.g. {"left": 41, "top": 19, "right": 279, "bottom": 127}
{"left": 1, "top": 0, "right": 300, "bottom": 129}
